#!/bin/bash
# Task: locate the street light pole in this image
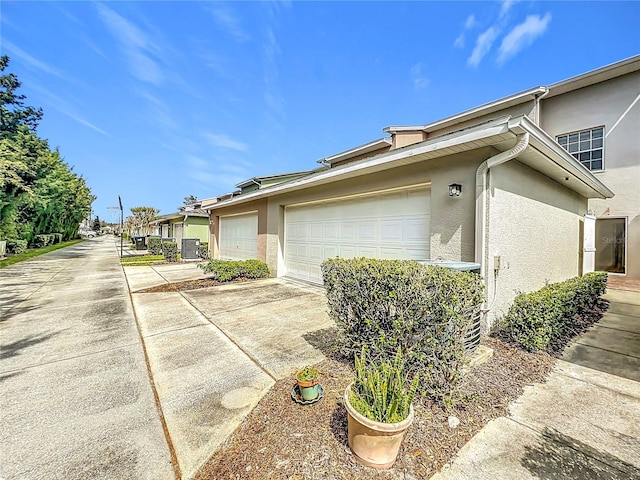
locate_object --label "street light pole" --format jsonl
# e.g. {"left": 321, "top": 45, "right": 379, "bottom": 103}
{"left": 118, "top": 195, "right": 124, "bottom": 258}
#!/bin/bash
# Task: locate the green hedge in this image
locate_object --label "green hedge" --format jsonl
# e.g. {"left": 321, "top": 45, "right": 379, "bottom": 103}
{"left": 501, "top": 272, "right": 607, "bottom": 352}
{"left": 198, "top": 242, "right": 210, "bottom": 260}
{"left": 6, "top": 239, "right": 28, "bottom": 254}
{"left": 33, "top": 234, "right": 55, "bottom": 248}
{"left": 52, "top": 233, "right": 63, "bottom": 244}
{"left": 199, "top": 259, "right": 269, "bottom": 282}
{"left": 147, "top": 237, "right": 163, "bottom": 255}
{"left": 321, "top": 258, "right": 484, "bottom": 404}
{"left": 162, "top": 241, "right": 178, "bottom": 262}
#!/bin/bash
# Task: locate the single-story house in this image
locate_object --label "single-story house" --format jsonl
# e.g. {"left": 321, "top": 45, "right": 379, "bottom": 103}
{"left": 152, "top": 208, "right": 210, "bottom": 250}
{"left": 205, "top": 56, "right": 639, "bottom": 331}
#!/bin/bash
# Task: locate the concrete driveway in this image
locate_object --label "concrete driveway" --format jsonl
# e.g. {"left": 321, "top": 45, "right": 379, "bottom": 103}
{"left": 127, "top": 267, "right": 333, "bottom": 479}
{"left": 0, "top": 237, "right": 174, "bottom": 480}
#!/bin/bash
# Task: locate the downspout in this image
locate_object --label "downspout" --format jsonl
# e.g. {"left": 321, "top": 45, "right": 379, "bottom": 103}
{"left": 475, "top": 131, "right": 530, "bottom": 322}
{"left": 533, "top": 87, "right": 550, "bottom": 125}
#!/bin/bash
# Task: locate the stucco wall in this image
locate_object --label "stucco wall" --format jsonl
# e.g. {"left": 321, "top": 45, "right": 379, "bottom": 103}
{"left": 264, "top": 148, "right": 490, "bottom": 277}
{"left": 208, "top": 198, "right": 268, "bottom": 262}
{"left": 541, "top": 70, "right": 640, "bottom": 278}
{"left": 486, "top": 160, "right": 588, "bottom": 328}
{"left": 184, "top": 216, "right": 210, "bottom": 243}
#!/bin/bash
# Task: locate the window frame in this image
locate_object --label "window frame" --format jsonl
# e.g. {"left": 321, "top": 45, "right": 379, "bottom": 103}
{"left": 556, "top": 126, "right": 605, "bottom": 172}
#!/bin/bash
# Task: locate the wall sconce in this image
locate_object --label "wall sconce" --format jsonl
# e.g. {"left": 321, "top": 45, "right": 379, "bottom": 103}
{"left": 448, "top": 183, "right": 462, "bottom": 197}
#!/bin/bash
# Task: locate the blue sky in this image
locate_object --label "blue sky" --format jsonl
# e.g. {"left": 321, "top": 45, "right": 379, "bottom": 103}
{"left": 1, "top": 1, "right": 638, "bottom": 221}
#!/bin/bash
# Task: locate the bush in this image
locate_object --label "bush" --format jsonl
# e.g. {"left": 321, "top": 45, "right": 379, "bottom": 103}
{"left": 33, "top": 234, "right": 54, "bottom": 248}
{"left": 501, "top": 272, "right": 607, "bottom": 352}
{"left": 199, "top": 259, "right": 270, "bottom": 282}
{"left": 321, "top": 258, "right": 484, "bottom": 404}
{"left": 162, "top": 241, "right": 178, "bottom": 262}
{"left": 52, "top": 233, "right": 63, "bottom": 244}
{"left": 6, "top": 239, "right": 28, "bottom": 254}
{"left": 147, "top": 237, "right": 163, "bottom": 255}
{"left": 198, "top": 242, "right": 210, "bottom": 260}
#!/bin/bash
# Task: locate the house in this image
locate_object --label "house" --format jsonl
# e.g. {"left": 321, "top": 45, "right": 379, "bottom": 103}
{"left": 205, "top": 56, "right": 639, "bottom": 331}
{"left": 152, "top": 206, "right": 210, "bottom": 250}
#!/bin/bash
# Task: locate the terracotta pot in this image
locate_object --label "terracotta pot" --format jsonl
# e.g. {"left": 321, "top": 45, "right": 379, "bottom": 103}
{"left": 344, "top": 383, "right": 414, "bottom": 470}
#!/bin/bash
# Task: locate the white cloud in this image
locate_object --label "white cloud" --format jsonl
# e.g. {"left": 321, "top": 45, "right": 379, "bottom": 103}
{"left": 499, "top": 0, "right": 518, "bottom": 19}
{"left": 202, "top": 133, "right": 249, "bottom": 152}
{"left": 467, "top": 27, "right": 499, "bottom": 67}
{"left": 96, "top": 4, "right": 164, "bottom": 85}
{"left": 208, "top": 4, "right": 249, "bottom": 41}
{"left": 465, "top": 14, "right": 478, "bottom": 29}
{"left": 454, "top": 33, "right": 465, "bottom": 49}
{"left": 497, "top": 13, "right": 552, "bottom": 65}
{"left": 410, "top": 63, "right": 430, "bottom": 89}
{"left": 2, "top": 40, "right": 67, "bottom": 79}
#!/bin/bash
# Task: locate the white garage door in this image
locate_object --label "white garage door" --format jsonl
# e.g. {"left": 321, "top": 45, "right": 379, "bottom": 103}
{"left": 285, "top": 186, "right": 430, "bottom": 283}
{"left": 219, "top": 212, "right": 258, "bottom": 260}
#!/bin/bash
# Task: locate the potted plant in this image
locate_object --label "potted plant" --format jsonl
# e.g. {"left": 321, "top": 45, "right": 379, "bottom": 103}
{"left": 344, "top": 347, "right": 419, "bottom": 470}
{"left": 295, "top": 366, "right": 321, "bottom": 401}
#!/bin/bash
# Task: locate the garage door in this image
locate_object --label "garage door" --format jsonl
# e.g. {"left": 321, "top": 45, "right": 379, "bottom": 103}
{"left": 285, "top": 186, "right": 430, "bottom": 283}
{"left": 219, "top": 212, "right": 258, "bottom": 260}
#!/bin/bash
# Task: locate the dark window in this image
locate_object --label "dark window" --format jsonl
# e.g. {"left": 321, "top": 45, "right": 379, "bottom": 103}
{"left": 556, "top": 126, "right": 605, "bottom": 171}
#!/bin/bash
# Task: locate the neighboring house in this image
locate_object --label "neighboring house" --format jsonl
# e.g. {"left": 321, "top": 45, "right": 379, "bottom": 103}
{"left": 205, "top": 56, "right": 639, "bottom": 331}
{"left": 152, "top": 208, "right": 210, "bottom": 250}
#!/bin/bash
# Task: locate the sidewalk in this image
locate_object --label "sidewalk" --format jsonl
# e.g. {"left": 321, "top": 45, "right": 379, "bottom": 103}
{"left": 0, "top": 237, "right": 175, "bottom": 480}
{"left": 431, "top": 288, "right": 640, "bottom": 479}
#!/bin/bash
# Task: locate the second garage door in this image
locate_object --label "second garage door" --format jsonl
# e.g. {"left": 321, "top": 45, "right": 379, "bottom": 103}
{"left": 219, "top": 212, "right": 258, "bottom": 261}
{"left": 285, "top": 186, "right": 430, "bottom": 283}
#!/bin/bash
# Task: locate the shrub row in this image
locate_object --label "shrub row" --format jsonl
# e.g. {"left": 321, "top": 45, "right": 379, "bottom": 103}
{"left": 162, "top": 241, "right": 178, "bottom": 262}
{"left": 6, "top": 239, "right": 28, "bottom": 254}
{"left": 500, "top": 272, "right": 608, "bottom": 352}
{"left": 33, "top": 233, "right": 63, "bottom": 248}
{"left": 321, "top": 258, "right": 484, "bottom": 404}
{"left": 198, "top": 242, "right": 210, "bottom": 260}
{"left": 199, "top": 259, "right": 269, "bottom": 282}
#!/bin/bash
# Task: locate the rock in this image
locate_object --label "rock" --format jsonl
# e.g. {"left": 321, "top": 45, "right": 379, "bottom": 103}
{"left": 448, "top": 415, "right": 460, "bottom": 429}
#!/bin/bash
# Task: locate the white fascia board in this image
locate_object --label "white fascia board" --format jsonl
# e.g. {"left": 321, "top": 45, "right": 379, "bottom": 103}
{"left": 511, "top": 116, "right": 614, "bottom": 199}
{"left": 209, "top": 116, "right": 513, "bottom": 210}
{"left": 317, "top": 137, "right": 392, "bottom": 165}
{"left": 383, "top": 87, "right": 547, "bottom": 134}
{"left": 546, "top": 55, "right": 640, "bottom": 98}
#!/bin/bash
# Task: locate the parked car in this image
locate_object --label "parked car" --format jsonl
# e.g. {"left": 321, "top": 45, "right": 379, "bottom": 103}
{"left": 79, "top": 229, "right": 97, "bottom": 238}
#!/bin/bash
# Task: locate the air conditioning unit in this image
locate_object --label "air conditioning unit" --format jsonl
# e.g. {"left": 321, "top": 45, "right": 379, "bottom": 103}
{"left": 181, "top": 238, "right": 200, "bottom": 260}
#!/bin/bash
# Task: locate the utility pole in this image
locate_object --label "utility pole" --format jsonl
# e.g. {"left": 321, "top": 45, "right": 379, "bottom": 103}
{"left": 118, "top": 195, "right": 124, "bottom": 258}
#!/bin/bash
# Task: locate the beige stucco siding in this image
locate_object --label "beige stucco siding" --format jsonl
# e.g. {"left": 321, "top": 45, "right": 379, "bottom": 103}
{"left": 264, "top": 149, "right": 489, "bottom": 278}
{"left": 541, "top": 70, "right": 640, "bottom": 278}
{"left": 486, "top": 160, "right": 588, "bottom": 326}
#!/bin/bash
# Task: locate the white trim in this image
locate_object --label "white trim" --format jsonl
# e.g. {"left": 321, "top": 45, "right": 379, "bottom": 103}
{"left": 218, "top": 210, "right": 259, "bottom": 219}
{"left": 318, "top": 137, "right": 392, "bottom": 165}
{"left": 606, "top": 91, "right": 640, "bottom": 139}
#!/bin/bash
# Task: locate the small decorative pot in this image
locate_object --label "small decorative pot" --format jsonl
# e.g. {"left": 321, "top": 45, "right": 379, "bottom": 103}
{"left": 296, "top": 376, "right": 320, "bottom": 401}
{"left": 344, "top": 383, "right": 414, "bottom": 470}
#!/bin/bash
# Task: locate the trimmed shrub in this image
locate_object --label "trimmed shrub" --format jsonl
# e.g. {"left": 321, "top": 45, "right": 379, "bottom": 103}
{"left": 198, "top": 242, "right": 210, "bottom": 260}
{"left": 321, "top": 258, "right": 484, "bottom": 404}
{"left": 7, "top": 239, "right": 28, "bottom": 254}
{"left": 33, "top": 234, "right": 52, "bottom": 248}
{"left": 162, "top": 241, "right": 178, "bottom": 262}
{"left": 199, "top": 259, "right": 270, "bottom": 282}
{"left": 147, "top": 237, "right": 163, "bottom": 255}
{"left": 501, "top": 272, "right": 607, "bottom": 352}
{"left": 52, "top": 233, "right": 63, "bottom": 245}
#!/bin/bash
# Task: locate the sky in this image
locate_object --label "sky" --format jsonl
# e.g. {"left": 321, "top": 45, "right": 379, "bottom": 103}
{"left": 1, "top": 1, "right": 639, "bottom": 222}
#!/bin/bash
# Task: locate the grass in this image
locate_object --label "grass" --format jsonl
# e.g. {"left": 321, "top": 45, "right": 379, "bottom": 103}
{"left": 119, "top": 254, "right": 182, "bottom": 266}
{"left": 0, "top": 239, "right": 84, "bottom": 269}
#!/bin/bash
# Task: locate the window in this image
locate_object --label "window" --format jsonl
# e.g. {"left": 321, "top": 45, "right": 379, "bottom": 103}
{"left": 556, "top": 127, "right": 604, "bottom": 171}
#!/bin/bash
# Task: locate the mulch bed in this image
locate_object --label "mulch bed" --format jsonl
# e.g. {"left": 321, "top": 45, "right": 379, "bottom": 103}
{"left": 193, "top": 337, "right": 557, "bottom": 480}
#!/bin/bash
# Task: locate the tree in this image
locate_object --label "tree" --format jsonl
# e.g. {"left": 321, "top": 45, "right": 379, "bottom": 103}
{"left": 129, "top": 206, "right": 159, "bottom": 235}
{"left": 92, "top": 216, "right": 102, "bottom": 232}
{"left": 0, "top": 56, "right": 93, "bottom": 242}
{"left": 183, "top": 195, "right": 198, "bottom": 206}
{"left": 0, "top": 56, "right": 43, "bottom": 137}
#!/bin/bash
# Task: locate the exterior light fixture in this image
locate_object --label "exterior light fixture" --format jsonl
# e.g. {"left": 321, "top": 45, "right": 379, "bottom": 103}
{"left": 448, "top": 183, "right": 462, "bottom": 197}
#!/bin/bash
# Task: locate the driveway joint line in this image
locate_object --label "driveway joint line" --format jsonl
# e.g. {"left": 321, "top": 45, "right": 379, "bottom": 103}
{"left": 571, "top": 341, "right": 640, "bottom": 360}
{"left": 179, "top": 291, "right": 278, "bottom": 383}
{"left": 589, "top": 323, "right": 639, "bottom": 334}
{"left": 123, "top": 263, "right": 182, "bottom": 480}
